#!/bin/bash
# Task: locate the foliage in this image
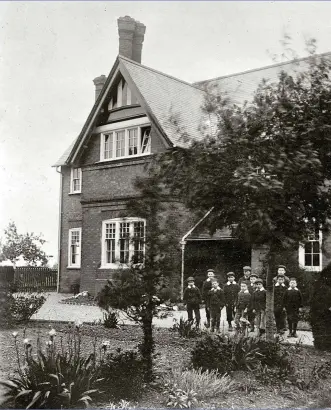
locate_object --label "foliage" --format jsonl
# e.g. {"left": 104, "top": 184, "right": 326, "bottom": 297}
{"left": 98, "top": 348, "right": 145, "bottom": 401}
{"left": 0, "top": 326, "right": 101, "bottom": 409}
{"left": 172, "top": 318, "right": 200, "bottom": 338}
{"left": 153, "top": 46, "right": 331, "bottom": 340}
{"left": 9, "top": 293, "right": 46, "bottom": 324}
{"left": 102, "top": 309, "right": 120, "bottom": 329}
{"left": 162, "top": 367, "right": 236, "bottom": 400}
{"left": 106, "top": 400, "right": 135, "bottom": 409}
{"left": 164, "top": 386, "right": 198, "bottom": 409}
{"left": 0, "top": 222, "right": 48, "bottom": 266}
{"left": 310, "top": 264, "right": 331, "bottom": 351}
{"left": 231, "top": 336, "right": 265, "bottom": 371}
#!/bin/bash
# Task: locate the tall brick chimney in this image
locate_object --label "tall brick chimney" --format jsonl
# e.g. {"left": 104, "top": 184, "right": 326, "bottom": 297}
{"left": 118, "top": 16, "right": 146, "bottom": 63}
{"left": 93, "top": 75, "right": 107, "bottom": 101}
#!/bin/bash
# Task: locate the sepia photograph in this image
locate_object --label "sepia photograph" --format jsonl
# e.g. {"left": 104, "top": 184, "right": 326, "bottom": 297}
{"left": 1, "top": 1, "right": 331, "bottom": 408}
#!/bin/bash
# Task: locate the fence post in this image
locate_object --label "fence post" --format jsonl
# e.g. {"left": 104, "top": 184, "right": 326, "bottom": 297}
{"left": 0, "top": 266, "right": 14, "bottom": 328}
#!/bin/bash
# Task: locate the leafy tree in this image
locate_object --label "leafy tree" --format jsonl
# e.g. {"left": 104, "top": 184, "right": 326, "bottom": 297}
{"left": 97, "top": 175, "right": 180, "bottom": 380}
{"left": 0, "top": 222, "right": 48, "bottom": 266}
{"left": 152, "top": 50, "right": 331, "bottom": 340}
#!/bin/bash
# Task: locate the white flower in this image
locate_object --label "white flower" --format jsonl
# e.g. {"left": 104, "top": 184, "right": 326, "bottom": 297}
{"left": 12, "top": 332, "right": 18, "bottom": 338}
{"left": 102, "top": 340, "right": 111, "bottom": 347}
{"left": 29, "top": 304, "right": 33, "bottom": 309}
{"left": 23, "top": 338, "right": 30, "bottom": 345}
{"left": 48, "top": 328, "right": 56, "bottom": 337}
{"left": 75, "top": 320, "right": 82, "bottom": 328}
{"left": 173, "top": 306, "right": 178, "bottom": 311}
{"left": 46, "top": 340, "right": 53, "bottom": 346}
{"left": 152, "top": 296, "right": 160, "bottom": 302}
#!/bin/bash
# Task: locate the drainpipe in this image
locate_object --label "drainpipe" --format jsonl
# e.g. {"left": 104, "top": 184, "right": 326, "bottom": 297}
{"left": 56, "top": 166, "right": 63, "bottom": 293}
{"left": 180, "top": 207, "right": 214, "bottom": 300}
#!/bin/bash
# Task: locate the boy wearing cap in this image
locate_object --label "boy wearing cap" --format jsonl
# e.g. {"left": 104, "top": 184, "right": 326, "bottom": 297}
{"left": 274, "top": 275, "right": 287, "bottom": 334}
{"left": 273, "top": 265, "right": 290, "bottom": 287}
{"left": 183, "top": 277, "right": 202, "bottom": 327}
{"left": 238, "top": 266, "right": 252, "bottom": 287}
{"left": 247, "top": 273, "right": 258, "bottom": 332}
{"left": 252, "top": 278, "right": 266, "bottom": 336}
{"left": 208, "top": 277, "right": 225, "bottom": 332}
{"left": 202, "top": 269, "right": 215, "bottom": 328}
{"left": 224, "top": 272, "right": 240, "bottom": 331}
{"left": 234, "top": 282, "right": 251, "bottom": 330}
{"left": 282, "top": 278, "right": 303, "bottom": 338}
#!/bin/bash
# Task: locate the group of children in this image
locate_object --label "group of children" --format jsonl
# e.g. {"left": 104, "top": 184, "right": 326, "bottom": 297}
{"left": 183, "top": 265, "right": 303, "bottom": 337}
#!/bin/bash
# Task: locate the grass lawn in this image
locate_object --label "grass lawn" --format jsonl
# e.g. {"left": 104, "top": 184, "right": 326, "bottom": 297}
{"left": 1, "top": 322, "right": 330, "bottom": 409}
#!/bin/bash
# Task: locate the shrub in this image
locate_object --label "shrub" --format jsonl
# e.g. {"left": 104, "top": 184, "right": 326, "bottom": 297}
{"left": 9, "top": 292, "right": 46, "bottom": 323}
{"left": 107, "top": 400, "right": 136, "bottom": 409}
{"left": 98, "top": 348, "right": 145, "bottom": 401}
{"left": 1, "top": 326, "right": 101, "bottom": 409}
{"left": 231, "top": 336, "right": 265, "bottom": 372}
{"left": 164, "top": 386, "right": 198, "bottom": 409}
{"left": 191, "top": 334, "right": 233, "bottom": 374}
{"left": 255, "top": 338, "right": 291, "bottom": 369}
{"left": 172, "top": 318, "right": 200, "bottom": 338}
{"left": 102, "top": 310, "right": 120, "bottom": 329}
{"left": 163, "top": 367, "right": 236, "bottom": 400}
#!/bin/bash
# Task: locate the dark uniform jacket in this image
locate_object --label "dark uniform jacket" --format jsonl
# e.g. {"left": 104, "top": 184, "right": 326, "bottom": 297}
{"left": 224, "top": 282, "right": 240, "bottom": 305}
{"left": 202, "top": 279, "right": 213, "bottom": 303}
{"left": 235, "top": 290, "right": 251, "bottom": 310}
{"left": 208, "top": 287, "right": 225, "bottom": 308}
{"left": 183, "top": 286, "right": 201, "bottom": 305}
{"left": 274, "top": 283, "right": 287, "bottom": 309}
{"left": 283, "top": 288, "right": 303, "bottom": 311}
{"left": 252, "top": 288, "right": 266, "bottom": 311}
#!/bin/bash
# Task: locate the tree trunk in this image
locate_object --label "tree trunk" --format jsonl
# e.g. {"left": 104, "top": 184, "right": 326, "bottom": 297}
{"left": 140, "top": 309, "right": 154, "bottom": 382}
{"left": 265, "top": 246, "right": 275, "bottom": 341}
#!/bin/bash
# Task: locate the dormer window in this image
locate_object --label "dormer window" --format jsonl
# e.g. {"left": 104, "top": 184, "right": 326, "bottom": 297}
{"left": 100, "top": 118, "right": 151, "bottom": 161}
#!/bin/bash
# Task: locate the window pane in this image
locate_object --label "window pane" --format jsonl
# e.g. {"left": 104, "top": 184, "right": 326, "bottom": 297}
{"left": 119, "top": 222, "right": 130, "bottom": 263}
{"left": 305, "top": 254, "right": 312, "bottom": 266}
{"left": 105, "top": 223, "right": 116, "bottom": 263}
{"left": 116, "top": 131, "right": 125, "bottom": 157}
{"left": 104, "top": 134, "right": 113, "bottom": 159}
{"left": 304, "top": 242, "right": 311, "bottom": 253}
{"left": 70, "top": 230, "right": 80, "bottom": 265}
{"left": 133, "top": 221, "right": 145, "bottom": 264}
{"left": 128, "top": 128, "right": 138, "bottom": 156}
{"left": 141, "top": 127, "right": 151, "bottom": 154}
{"left": 312, "top": 241, "right": 320, "bottom": 254}
{"left": 313, "top": 254, "right": 320, "bottom": 266}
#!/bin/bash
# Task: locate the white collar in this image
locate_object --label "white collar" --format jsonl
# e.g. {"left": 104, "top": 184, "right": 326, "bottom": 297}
{"left": 275, "top": 283, "right": 286, "bottom": 287}
{"left": 188, "top": 285, "right": 196, "bottom": 289}
{"left": 259, "top": 287, "right": 265, "bottom": 291}
{"left": 289, "top": 287, "right": 298, "bottom": 290}
{"left": 206, "top": 278, "right": 212, "bottom": 282}
{"left": 211, "top": 286, "right": 221, "bottom": 291}
{"left": 227, "top": 281, "right": 237, "bottom": 285}
{"left": 241, "top": 290, "right": 249, "bottom": 294}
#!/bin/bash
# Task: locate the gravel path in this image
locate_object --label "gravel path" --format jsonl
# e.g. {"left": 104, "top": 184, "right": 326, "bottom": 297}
{"left": 30, "top": 292, "right": 314, "bottom": 346}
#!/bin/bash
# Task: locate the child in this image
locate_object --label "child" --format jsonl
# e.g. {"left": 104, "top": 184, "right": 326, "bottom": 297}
{"left": 274, "top": 274, "right": 287, "bottom": 334}
{"left": 208, "top": 277, "right": 225, "bottom": 332}
{"left": 223, "top": 272, "right": 240, "bottom": 331}
{"left": 252, "top": 277, "right": 266, "bottom": 336}
{"left": 234, "top": 282, "right": 251, "bottom": 330}
{"left": 183, "top": 276, "right": 201, "bottom": 328}
{"left": 282, "top": 278, "right": 303, "bottom": 338}
{"left": 238, "top": 266, "right": 251, "bottom": 286}
{"left": 273, "top": 265, "right": 290, "bottom": 287}
{"left": 202, "top": 269, "right": 215, "bottom": 328}
{"left": 247, "top": 273, "right": 258, "bottom": 332}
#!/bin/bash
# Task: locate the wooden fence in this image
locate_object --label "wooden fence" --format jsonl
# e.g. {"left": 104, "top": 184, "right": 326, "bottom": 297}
{"left": 13, "top": 266, "right": 57, "bottom": 292}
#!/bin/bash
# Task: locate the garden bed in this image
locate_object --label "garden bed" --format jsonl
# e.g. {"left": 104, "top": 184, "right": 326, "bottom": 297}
{"left": 0, "top": 322, "right": 330, "bottom": 409}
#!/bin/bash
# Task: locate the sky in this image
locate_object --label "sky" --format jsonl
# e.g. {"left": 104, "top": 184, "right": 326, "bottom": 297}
{"left": 0, "top": 1, "right": 331, "bottom": 262}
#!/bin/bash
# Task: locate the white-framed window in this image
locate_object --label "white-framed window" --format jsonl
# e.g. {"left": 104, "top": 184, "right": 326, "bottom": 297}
{"left": 101, "top": 218, "right": 145, "bottom": 268}
{"left": 68, "top": 228, "right": 82, "bottom": 268}
{"left": 99, "top": 118, "right": 151, "bottom": 161}
{"left": 70, "top": 168, "right": 82, "bottom": 193}
{"left": 299, "top": 230, "right": 322, "bottom": 272}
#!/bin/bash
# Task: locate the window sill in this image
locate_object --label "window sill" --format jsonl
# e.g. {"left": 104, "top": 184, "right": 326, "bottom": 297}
{"left": 98, "top": 153, "right": 151, "bottom": 163}
{"left": 69, "top": 192, "right": 81, "bottom": 195}
{"left": 67, "top": 266, "right": 81, "bottom": 270}
{"left": 99, "top": 265, "right": 130, "bottom": 270}
{"left": 300, "top": 265, "right": 321, "bottom": 272}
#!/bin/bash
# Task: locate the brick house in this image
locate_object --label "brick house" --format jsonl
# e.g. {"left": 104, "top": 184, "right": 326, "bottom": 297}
{"left": 54, "top": 16, "right": 331, "bottom": 296}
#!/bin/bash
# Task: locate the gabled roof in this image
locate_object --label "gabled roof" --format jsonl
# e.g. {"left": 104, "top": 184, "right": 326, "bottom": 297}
{"left": 195, "top": 51, "right": 331, "bottom": 105}
{"left": 54, "top": 56, "right": 212, "bottom": 167}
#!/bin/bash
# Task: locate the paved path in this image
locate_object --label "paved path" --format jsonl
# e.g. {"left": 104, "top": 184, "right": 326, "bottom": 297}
{"left": 31, "top": 292, "right": 314, "bottom": 346}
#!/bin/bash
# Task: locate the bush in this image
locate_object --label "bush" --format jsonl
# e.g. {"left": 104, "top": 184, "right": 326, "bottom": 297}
{"left": 102, "top": 310, "right": 120, "bottom": 329}
{"left": 0, "top": 326, "right": 101, "bottom": 409}
{"left": 98, "top": 348, "right": 145, "bottom": 401}
{"left": 9, "top": 292, "right": 46, "bottom": 323}
{"left": 163, "top": 367, "right": 236, "bottom": 400}
{"left": 172, "top": 318, "right": 200, "bottom": 338}
{"left": 164, "top": 386, "right": 198, "bottom": 409}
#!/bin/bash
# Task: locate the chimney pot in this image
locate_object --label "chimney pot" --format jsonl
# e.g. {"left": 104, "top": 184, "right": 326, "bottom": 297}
{"left": 132, "top": 22, "right": 146, "bottom": 63}
{"left": 93, "top": 75, "right": 107, "bottom": 101}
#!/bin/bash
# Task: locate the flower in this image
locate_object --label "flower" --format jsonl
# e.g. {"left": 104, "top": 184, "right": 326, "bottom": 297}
{"left": 29, "top": 304, "right": 33, "bottom": 309}
{"left": 101, "top": 340, "right": 111, "bottom": 350}
{"left": 23, "top": 338, "right": 30, "bottom": 345}
{"left": 46, "top": 340, "right": 53, "bottom": 346}
{"left": 12, "top": 332, "right": 18, "bottom": 338}
{"left": 48, "top": 328, "right": 57, "bottom": 337}
{"left": 75, "top": 320, "right": 82, "bottom": 328}
{"left": 173, "top": 306, "right": 178, "bottom": 311}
